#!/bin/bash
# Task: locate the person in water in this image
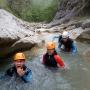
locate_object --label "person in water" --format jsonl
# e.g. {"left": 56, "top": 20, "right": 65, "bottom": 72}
{"left": 58, "top": 31, "right": 77, "bottom": 54}
{"left": 42, "top": 41, "right": 65, "bottom": 68}
{"left": 5, "top": 52, "right": 32, "bottom": 83}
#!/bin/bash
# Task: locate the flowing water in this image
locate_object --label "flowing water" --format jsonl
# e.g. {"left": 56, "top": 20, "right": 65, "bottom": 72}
{"left": 0, "top": 33, "right": 90, "bottom": 90}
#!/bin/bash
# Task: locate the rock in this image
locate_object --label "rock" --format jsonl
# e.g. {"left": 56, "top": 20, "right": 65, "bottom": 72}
{"left": 83, "top": 48, "right": 90, "bottom": 61}
{"left": 11, "top": 36, "right": 40, "bottom": 50}
{"left": 76, "top": 30, "right": 90, "bottom": 43}
{"left": 0, "top": 9, "right": 41, "bottom": 58}
{"left": 48, "top": 0, "right": 90, "bottom": 27}
{"left": 68, "top": 27, "right": 84, "bottom": 39}
{"left": 66, "top": 25, "right": 76, "bottom": 30}
{"left": 82, "top": 20, "right": 90, "bottom": 29}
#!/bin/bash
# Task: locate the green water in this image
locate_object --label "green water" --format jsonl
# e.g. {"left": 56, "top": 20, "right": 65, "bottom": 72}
{"left": 0, "top": 33, "right": 90, "bottom": 90}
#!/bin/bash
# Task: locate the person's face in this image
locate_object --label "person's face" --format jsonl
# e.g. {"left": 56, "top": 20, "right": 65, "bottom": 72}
{"left": 14, "top": 59, "right": 25, "bottom": 68}
{"left": 63, "top": 38, "right": 68, "bottom": 42}
{"left": 47, "top": 49, "right": 54, "bottom": 55}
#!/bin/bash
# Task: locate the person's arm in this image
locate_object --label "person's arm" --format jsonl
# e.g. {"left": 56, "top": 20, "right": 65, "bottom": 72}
{"left": 5, "top": 67, "right": 14, "bottom": 77}
{"left": 58, "top": 35, "right": 62, "bottom": 48}
{"left": 42, "top": 54, "right": 46, "bottom": 64}
{"left": 71, "top": 41, "right": 77, "bottom": 54}
{"left": 53, "top": 36, "right": 59, "bottom": 41}
{"left": 21, "top": 69, "right": 32, "bottom": 83}
{"left": 54, "top": 55, "right": 65, "bottom": 68}
{"left": 58, "top": 35, "right": 62, "bottom": 43}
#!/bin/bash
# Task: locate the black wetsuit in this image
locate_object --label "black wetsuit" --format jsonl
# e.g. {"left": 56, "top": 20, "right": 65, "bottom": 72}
{"left": 5, "top": 65, "right": 32, "bottom": 83}
{"left": 58, "top": 35, "right": 74, "bottom": 52}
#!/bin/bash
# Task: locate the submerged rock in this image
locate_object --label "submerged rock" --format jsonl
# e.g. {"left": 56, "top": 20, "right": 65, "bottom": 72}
{"left": 0, "top": 9, "right": 41, "bottom": 58}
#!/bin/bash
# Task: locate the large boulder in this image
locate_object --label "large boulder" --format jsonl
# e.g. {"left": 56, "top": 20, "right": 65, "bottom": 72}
{"left": 0, "top": 9, "right": 40, "bottom": 58}
{"left": 76, "top": 30, "right": 90, "bottom": 44}
{"left": 82, "top": 20, "right": 90, "bottom": 29}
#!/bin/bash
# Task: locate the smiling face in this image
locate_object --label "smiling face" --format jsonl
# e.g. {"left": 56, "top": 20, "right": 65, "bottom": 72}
{"left": 14, "top": 59, "right": 25, "bottom": 68}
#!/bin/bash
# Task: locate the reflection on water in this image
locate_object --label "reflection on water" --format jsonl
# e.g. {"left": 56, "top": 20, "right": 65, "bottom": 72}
{"left": 0, "top": 33, "right": 90, "bottom": 90}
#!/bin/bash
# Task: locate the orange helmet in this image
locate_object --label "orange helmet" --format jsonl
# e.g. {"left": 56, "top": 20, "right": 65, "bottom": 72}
{"left": 47, "top": 41, "right": 55, "bottom": 49}
{"left": 13, "top": 52, "right": 26, "bottom": 61}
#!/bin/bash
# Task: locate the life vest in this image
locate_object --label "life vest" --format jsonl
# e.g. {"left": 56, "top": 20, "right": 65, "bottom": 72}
{"left": 44, "top": 51, "right": 58, "bottom": 67}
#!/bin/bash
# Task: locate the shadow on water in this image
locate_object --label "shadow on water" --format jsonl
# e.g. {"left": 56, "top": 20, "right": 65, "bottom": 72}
{"left": 0, "top": 33, "right": 90, "bottom": 90}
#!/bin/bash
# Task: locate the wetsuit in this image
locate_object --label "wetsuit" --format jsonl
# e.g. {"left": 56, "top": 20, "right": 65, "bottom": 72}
{"left": 5, "top": 65, "right": 32, "bottom": 83}
{"left": 43, "top": 51, "right": 65, "bottom": 67}
{"left": 58, "top": 35, "right": 77, "bottom": 53}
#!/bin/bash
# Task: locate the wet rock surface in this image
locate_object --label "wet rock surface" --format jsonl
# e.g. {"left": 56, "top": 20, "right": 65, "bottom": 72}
{"left": 0, "top": 9, "right": 41, "bottom": 58}
{"left": 47, "top": 0, "right": 90, "bottom": 28}
{"left": 77, "top": 30, "right": 90, "bottom": 44}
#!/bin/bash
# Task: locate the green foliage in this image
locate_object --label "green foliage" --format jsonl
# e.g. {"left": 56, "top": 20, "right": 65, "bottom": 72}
{"left": 0, "top": 0, "right": 13, "bottom": 13}
{"left": 26, "top": 0, "right": 57, "bottom": 22}
{"left": 0, "top": 0, "right": 6, "bottom": 8}
{"left": 7, "top": 0, "right": 58, "bottom": 22}
{"left": 0, "top": 0, "right": 58, "bottom": 22}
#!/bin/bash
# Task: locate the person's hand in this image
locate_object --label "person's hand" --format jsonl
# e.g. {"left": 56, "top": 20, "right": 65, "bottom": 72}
{"left": 60, "top": 66, "right": 70, "bottom": 71}
{"left": 17, "top": 67, "right": 25, "bottom": 77}
{"left": 71, "top": 49, "right": 77, "bottom": 56}
{"left": 72, "top": 51, "right": 76, "bottom": 56}
{"left": 58, "top": 65, "right": 65, "bottom": 69}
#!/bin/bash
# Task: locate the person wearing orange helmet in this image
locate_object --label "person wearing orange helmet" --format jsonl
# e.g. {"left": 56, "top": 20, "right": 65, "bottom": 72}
{"left": 42, "top": 41, "right": 65, "bottom": 68}
{"left": 5, "top": 52, "right": 32, "bottom": 83}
